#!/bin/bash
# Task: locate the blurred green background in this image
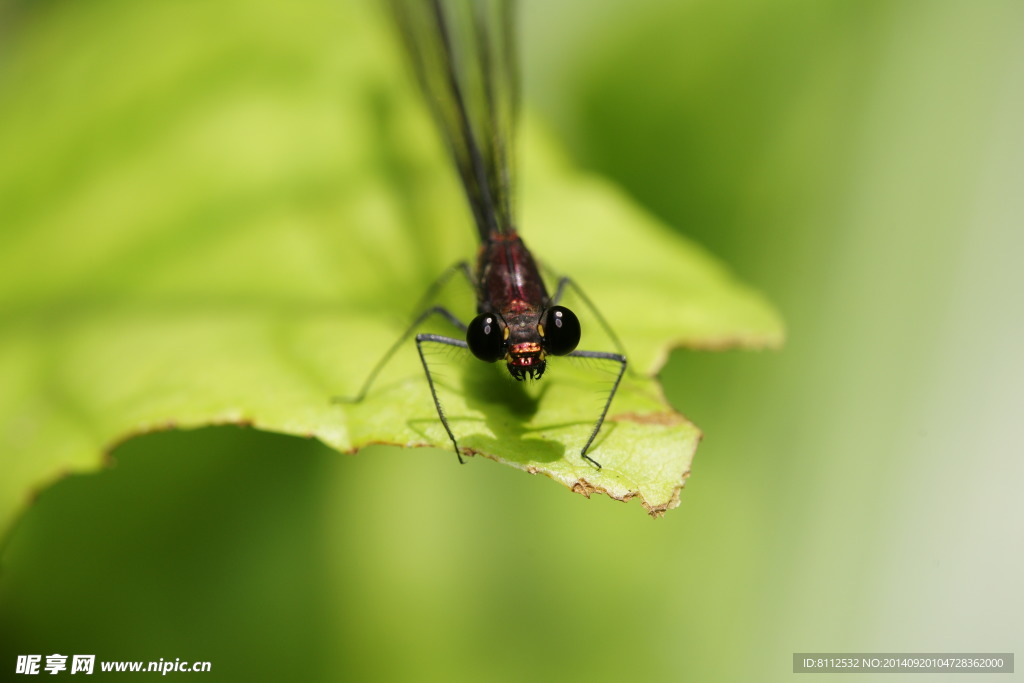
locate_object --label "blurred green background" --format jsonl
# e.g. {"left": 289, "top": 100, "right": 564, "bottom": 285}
{"left": 2, "top": 0, "right": 1022, "bottom": 681}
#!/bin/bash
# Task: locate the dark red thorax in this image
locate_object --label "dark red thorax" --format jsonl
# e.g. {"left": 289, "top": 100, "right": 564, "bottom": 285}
{"left": 475, "top": 230, "right": 550, "bottom": 379}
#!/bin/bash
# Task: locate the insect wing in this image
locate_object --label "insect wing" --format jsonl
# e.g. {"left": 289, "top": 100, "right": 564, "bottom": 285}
{"left": 390, "top": 0, "right": 519, "bottom": 239}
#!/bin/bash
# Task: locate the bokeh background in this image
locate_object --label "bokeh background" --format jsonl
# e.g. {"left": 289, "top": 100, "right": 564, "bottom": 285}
{"left": 2, "top": 0, "right": 1022, "bottom": 681}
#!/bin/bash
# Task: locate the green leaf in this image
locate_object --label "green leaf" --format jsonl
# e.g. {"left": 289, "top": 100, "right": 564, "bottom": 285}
{"left": 0, "top": 0, "right": 782, "bottom": 532}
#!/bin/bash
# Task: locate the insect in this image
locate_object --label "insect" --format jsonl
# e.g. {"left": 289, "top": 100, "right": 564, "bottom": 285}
{"left": 341, "top": 0, "right": 627, "bottom": 468}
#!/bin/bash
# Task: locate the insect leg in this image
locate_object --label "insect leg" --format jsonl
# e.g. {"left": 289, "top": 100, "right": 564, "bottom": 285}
{"left": 333, "top": 305, "right": 468, "bottom": 404}
{"left": 551, "top": 276, "right": 629, "bottom": 365}
{"left": 408, "top": 260, "right": 475, "bottom": 316}
{"left": 416, "top": 333, "right": 471, "bottom": 464}
{"left": 333, "top": 260, "right": 474, "bottom": 404}
{"left": 566, "top": 349, "right": 628, "bottom": 469}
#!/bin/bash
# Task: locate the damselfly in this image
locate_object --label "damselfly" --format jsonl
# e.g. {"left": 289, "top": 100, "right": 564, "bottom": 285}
{"left": 341, "top": 0, "right": 627, "bottom": 469}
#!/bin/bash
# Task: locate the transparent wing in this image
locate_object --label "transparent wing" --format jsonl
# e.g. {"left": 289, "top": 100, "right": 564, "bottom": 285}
{"left": 391, "top": 0, "right": 518, "bottom": 239}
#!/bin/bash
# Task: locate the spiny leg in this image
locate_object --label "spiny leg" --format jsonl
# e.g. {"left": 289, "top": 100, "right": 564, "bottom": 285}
{"left": 333, "top": 305, "right": 468, "bottom": 404}
{"left": 408, "top": 260, "right": 475, "bottom": 318}
{"left": 333, "top": 260, "right": 473, "bottom": 404}
{"left": 416, "top": 333, "right": 470, "bottom": 463}
{"left": 567, "top": 349, "right": 628, "bottom": 469}
{"left": 551, "top": 276, "right": 630, "bottom": 366}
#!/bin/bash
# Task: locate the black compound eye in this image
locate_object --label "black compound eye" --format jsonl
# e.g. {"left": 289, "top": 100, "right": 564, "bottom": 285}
{"left": 543, "top": 306, "right": 580, "bottom": 356}
{"left": 466, "top": 313, "right": 505, "bottom": 362}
